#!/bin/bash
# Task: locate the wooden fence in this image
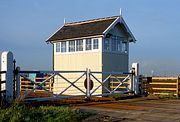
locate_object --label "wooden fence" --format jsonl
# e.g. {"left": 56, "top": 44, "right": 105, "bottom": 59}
{"left": 139, "top": 76, "right": 180, "bottom": 97}
{"left": 110, "top": 75, "right": 130, "bottom": 93}
{"left": 20, "top": 76, "right": 53, "bottom": 93}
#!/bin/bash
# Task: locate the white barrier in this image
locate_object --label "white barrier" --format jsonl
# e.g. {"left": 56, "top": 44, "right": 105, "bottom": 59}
{"left": 132, "top": 63, "right": 139, "bottom": 95}
{"left": 1, "top": 51, "right": 14, "bottom": 103}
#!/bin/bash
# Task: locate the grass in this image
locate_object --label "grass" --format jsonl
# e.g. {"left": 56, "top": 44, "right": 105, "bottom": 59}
{"left": 111, "top": 94, "right": 129, "bottom": 100}
{"left": 147, "top": 93, "right": 178, "bottom": 99}
{"left": 0, "top": 102, "right": 90, "bottom": 122}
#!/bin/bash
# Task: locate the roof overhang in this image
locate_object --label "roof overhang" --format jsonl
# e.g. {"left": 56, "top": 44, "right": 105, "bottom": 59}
{"left": 47, "top": 35, "right": 103, "bottom": 44}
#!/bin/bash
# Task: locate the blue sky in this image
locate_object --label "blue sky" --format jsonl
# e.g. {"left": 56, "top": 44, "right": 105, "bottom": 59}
{"left": 0, "top": 0, "right": 180, "bottom": 75}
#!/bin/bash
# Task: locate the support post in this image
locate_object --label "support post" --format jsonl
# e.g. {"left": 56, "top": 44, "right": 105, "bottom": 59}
{"left": 176, "top": 76, "right": 179, "bottom": 97}
{"left": 129, "top": 69, "right": 134, "bottom": 94}
{"left": 132, "top": 63, "right": 139, "bottom": 95}
{"left": 86, "top": 68, "right": 91, "bottom": 98}
{"left": 1, "top": 51, "right": 14, "bottom": 103}
{"left": 16, "top": 67, "right": 20, "bottom": 98}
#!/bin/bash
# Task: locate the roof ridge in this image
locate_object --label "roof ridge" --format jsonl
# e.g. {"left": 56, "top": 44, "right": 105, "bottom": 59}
{"left": 64, "top": 16, "right": 119, "bottom": 26}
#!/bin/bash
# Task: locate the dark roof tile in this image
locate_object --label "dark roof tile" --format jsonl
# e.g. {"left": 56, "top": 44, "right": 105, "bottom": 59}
{"left": 47, "top": 16, "right": 118, "bottom": 42}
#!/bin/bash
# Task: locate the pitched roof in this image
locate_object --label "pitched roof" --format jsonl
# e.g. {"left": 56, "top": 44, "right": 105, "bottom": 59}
{"left": 46, "top": 16, "right": 119, "bottom": 42}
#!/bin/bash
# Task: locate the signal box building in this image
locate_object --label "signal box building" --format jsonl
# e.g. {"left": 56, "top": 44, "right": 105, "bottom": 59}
{"left": 46, "top": 16, "right": 136, "bottom": 95}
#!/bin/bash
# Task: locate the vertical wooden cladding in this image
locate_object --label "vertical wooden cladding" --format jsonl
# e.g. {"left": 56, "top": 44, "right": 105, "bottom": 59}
{"left": 140, "top": 76, "right": 180, "bottom": 97}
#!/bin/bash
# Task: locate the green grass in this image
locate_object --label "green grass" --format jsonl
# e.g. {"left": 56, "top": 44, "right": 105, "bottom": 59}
{"left": 111, "top": 94, "right": 129, "bottom": 100}
{"left": 0, "top": 102, "right": 90, "bottom": 122}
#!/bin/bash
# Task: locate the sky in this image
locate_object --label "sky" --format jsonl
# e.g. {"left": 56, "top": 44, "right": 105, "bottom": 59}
{"left": 0, "top": 0, "right": 180, "bottom": 76}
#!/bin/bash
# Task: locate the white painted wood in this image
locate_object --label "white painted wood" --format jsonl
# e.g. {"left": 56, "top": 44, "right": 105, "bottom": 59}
{"left": 1, "top": 51, "right": 14, "bottom": 103}
{"left": 132, "top": 63, "right": 139, "bottom": 95}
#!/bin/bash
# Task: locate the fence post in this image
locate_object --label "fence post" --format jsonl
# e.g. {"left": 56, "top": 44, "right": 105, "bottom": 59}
{"left": 176, "top": 76, "right": 179, "bottom": 97}
{"left": 130, "top": 69, "right": 134, "bottom": 94}
{"left": 16, "top": 67, "right": 20, "bottom": 98}
{"left": 1, "top": 51, "right": 14, "bottom": 103}
{"left": 86, "top": 68, "right": 91, "bottom": 98}
{"left": 132, "top": 63, "right": 139, "bottom": 95}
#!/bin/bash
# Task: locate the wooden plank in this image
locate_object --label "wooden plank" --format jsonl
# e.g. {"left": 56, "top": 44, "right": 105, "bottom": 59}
{"left": 153, "top": 92, "right": 177, "bottom": 95}
{"left": 177, "top": 76, "right": 179, "bottom": 96}
{"left": 110, "top": 81, "right": 129, "bottom": 84}
{"left": 152, "top": 88, "right": 177, "bottom": 91}
{"left": 110, "top": 86, "right": 128, "bottom": 89}
{"left": 110, "top": 76, "right": 128, "bottom": 79}
{"left": 152, "top": 77, "right": 178, "bottom": 80}
{"left": 149, "top": 82, "right": 177, "bottom": 85}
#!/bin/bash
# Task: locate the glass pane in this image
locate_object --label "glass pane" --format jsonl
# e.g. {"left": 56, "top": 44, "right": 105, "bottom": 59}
{"left": 69, "top": 40, "right": 75, "bottom": 52}
{"left": 93, "top": 39, "right": 98, "bottom": 49}
{"left": 104, "top": 39, "right": 110, "bottom": 51}
{"left": 56, "top": 42, "right": 60, "bottom": 52}
{"left": 111, "top": 37, "right": 117, "bottom": 51}
{"left": 61, "top": 41, "right": 66, "bottom": 52}
{"left": 122, "top": 42, "right": 127, "bottom": 53}
{"left": 86, "top": 38, "right": 92, "bottom": 50}
{"left": 76, "top": 40, "right": 83, "bottom": 51}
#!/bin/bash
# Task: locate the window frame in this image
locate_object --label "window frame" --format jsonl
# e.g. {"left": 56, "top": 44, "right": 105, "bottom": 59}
{"left": 104, "top": 38, "right": 111, "bottom": 51}
{"left": 76, "top": 39, "right": 83, "bottom": 51}
{"left": 61, "top": 41, "right": 66, "bottom": 53}
{"left": 56, "top": 42, "right": 60, "bottom": 52}
{"left": 93, "top": 38, "right": 99, "bottom": 49}
{"left": 85, "top": 38, "right": 92, "bottom": 50}
{"left": 68, "top": 40, "right": 75, "bottom": 52}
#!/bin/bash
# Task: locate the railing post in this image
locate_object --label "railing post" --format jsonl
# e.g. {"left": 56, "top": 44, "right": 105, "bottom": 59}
{"left": 86, "top": 68, "right": 91, "bottom": 98}
{"left": 132, "top": 63, "right": 139, "bottom": 95}
{"left": 16, "top": 67, "right": 20, "bottom": 98}
{"left": 1, "top": 51, "right": 14, "bottom": 103}
{"left": 130, "top": 69, "right": 134, "bottom": 94}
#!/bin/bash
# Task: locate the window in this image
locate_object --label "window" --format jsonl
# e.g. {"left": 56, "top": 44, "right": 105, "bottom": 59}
{"left": 76, "top": 40, "right": 83, "bottom": 51}
{"left": 56, "top": 42, "right": 60, "bottom": 52}
{"left": 86, "top": 38, "right": 92, "bottom": 50}
{"left": 111, "top": 37, "right": 117, "bottom": 51}
{"left": 61, "top": 41, "right": 66, "bottom": 52}
{"left": 104, "top": 39, "right": 110, "bottom": 51}
{"left": 69, "top": 40, "right": 75, "bottom": 52}
{"left": 122, "top": 42, "right": 127, "bottom": 53}
{"left": 117, "top": 40, "right": 121, "bottom": 51}
{"left": 93, "top": 39, "right": 99, "bottom": 49}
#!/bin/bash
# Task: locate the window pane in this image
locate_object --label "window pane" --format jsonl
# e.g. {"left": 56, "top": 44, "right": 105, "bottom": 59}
{"left": 117, "top": 40, "right": 121, "bottom": 51}
{"left": 104, "top": 39, "right": 110, "bottom": 51}
{"left": 61, "top": 41, "right": 66, "bottom": 52}
{"left": 69, "top": 40, "right": 75, "bottom": 52}
{"left": 122, "top": 42, "right": 127, "bottom": 53}
{"left": 93, "top": 39, "right": 99, "bottom": 49}
{"left": 76, "top": 40, "right": 83, "bottom": 51}
{"left": 56, "top": 42, "right": 60, "bottom": 52}
{"left": 86, "top": 38, "right": 92, "bottom": 50}
{"left": 111, "top": 37, "right": 117, "bottom": 51}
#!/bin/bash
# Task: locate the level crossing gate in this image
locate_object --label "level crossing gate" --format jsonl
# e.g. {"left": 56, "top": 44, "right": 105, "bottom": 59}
{"left": 0, "top": 51, "right": 139, "bottom": 103}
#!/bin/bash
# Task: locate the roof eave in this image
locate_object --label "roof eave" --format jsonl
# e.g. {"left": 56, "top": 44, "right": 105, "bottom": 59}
{"left": 47, "top": 35, "right": 104, "bottom": 43}
{"left": 103, "top": 16, "right": 136, "bottom": 43}
{"left": 102, "top": 16, "right": 120, "bottom": 36}
{"left": 121, "top": 18, "right": 136, "bottom": 43}
{"left": 46, "top": 24, "right": 65, "bottom": 44}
